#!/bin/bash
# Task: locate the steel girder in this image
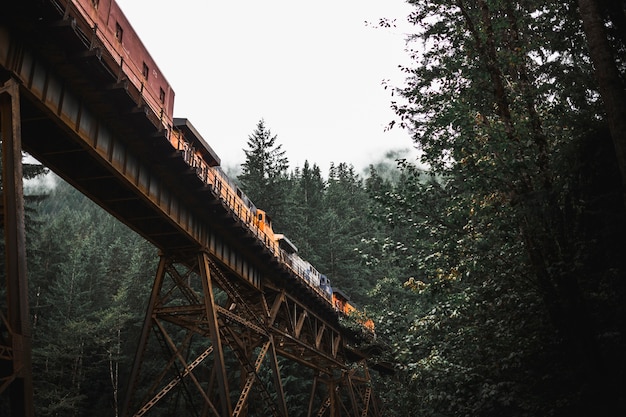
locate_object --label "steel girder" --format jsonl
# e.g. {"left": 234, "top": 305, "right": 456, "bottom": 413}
{"left": 122, "top": 252, "right": 286, "bottom": 417}
{"left": 0, "top": 78, "right": 34, "bottom": 417}
{"left": 121, "top": 252, "right": 379, "bottom": 417}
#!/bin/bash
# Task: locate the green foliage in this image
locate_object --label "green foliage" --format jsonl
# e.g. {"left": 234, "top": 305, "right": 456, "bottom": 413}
{"left": 316, "top": 163, "right": 371, "bottom": 299}
{"left": 27, "top": 179, "right": 156, "bottom": 416}
{"left": 362, "top": 1, "right": 626, "bottom": 416}
{"left": 237, "top": 119, "right": 290, "bottom": 224}
{"left": 282, "top": 161, "right": 326, "bottom": 265}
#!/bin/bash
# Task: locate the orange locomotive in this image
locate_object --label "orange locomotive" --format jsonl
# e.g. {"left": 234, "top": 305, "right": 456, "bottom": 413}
{"left": 333, "top": 290, "right": 375, "bottom": 333}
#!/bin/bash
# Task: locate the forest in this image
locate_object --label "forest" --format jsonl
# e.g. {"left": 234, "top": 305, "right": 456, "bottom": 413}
{"left": 2, "top": 0, "right": 626, "bottom": 416}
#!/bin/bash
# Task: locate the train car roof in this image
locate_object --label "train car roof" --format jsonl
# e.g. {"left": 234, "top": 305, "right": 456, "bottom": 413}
{"left": 173, "top": 118, "right": 221, "bottom": 167}
{"left": 333, "top": 288, "right": 351, "bottom": 301}
{"left": 277, "top": 235, "right": 298, "bottom": 254}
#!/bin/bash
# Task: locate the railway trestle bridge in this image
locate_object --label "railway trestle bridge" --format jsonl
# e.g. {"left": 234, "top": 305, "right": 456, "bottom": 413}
{"left": 0, "top": 1, "right": 384, "bottom": 416}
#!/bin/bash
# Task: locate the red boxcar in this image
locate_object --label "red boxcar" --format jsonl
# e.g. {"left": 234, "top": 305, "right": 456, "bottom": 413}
{"left": 69, "top": 0, "right": 175, "bottom": 125}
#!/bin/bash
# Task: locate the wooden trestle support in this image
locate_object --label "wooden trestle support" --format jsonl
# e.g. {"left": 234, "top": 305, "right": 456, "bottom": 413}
{"left": 121, "top": 251, "right": 380, "bottom": 417}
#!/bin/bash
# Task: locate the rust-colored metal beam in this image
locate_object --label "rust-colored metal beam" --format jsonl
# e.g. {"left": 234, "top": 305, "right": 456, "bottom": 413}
{"left": 121, "top": 254, "right": 168, "bottom": 417}
{"left": 0, "top": 78, "right": 34, "bottom": 417}
{"left": 121, "top": 253, "right": 387, "bottom": 417}
{"left": 199, "top": 251, "right": 233, "bottom": 416}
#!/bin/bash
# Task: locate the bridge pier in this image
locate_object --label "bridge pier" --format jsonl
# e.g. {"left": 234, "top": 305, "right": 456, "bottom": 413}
{"left": 121, "top": 250, "right": 380, "bottom": 417}
{"left": 122, "top": 251, "right": 290, "bottom": 417}
{"left": 0, "top": 78, "right": 34, "bottom": 417}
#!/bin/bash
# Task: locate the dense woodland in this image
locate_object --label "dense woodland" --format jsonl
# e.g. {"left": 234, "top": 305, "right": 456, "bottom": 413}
{"left": 2, "top": 0, "right": 626, "bottom": 415}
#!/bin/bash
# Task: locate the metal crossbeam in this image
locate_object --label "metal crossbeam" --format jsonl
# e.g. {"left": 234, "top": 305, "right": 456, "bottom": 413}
{"left": 134, "top": 346, "right": 214, "bottom": 417}
{"left": 232, "top": 341, "right": 271, "bottom": 417}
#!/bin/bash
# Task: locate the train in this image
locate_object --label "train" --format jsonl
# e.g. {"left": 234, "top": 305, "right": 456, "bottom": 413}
{"left": 59, "top": 0, "right": 374, "bottom": 334}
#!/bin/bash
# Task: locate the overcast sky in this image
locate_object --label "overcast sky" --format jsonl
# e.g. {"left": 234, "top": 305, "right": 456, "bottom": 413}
{"left": 115, "top": 0, "right": 416, "bottom": 175}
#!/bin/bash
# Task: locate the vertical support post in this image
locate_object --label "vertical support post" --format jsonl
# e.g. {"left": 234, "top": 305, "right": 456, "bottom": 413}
{"left": 267, "top": 336, "right": 288, "bottom": 417}
{"left": 121, "top": 253, "right": 168, "bottom": 417}
{"left": 307, "top": 375, "right": 318, "bottom": 417}
{"left": 345, "top": 373, "right": 359, "bottom": 417}
{"left": 332, "top": 379, "right": 341, "bottom": 417}
{"left": 0, "top": 78, "right": 34, "bottom": 417}
{"left": 198, "top": 251, "right": 232, "bottom": 416}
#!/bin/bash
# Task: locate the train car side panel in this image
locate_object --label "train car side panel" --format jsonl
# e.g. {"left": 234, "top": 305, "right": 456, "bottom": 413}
{"left": 70, "top": 0, "right": 175, "bottom": 124}
{"left": 106, "top": 0, "right": 174, "bottom": 122}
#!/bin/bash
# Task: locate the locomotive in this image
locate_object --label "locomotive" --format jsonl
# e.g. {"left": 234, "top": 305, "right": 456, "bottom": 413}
{"left": 62, "top": 0, "right": 373, "bottom": 333}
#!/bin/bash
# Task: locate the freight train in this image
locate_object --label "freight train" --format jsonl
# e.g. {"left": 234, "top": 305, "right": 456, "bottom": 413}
{"left": 57, "top": 0, "right": 374, "bottom": 333}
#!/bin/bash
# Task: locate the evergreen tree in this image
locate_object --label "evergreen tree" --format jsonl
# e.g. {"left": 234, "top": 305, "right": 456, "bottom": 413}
{"left": 238, "top": 119, "right": 290, "bottom": 226}
{"left": 27, "top": 180, "right": 156, "bottom": 416}
{"left": 282, "top": 161, "right": 326, "bottom": 265}
{"left": 318, "top": 163, "right": 371, "bottom": 302}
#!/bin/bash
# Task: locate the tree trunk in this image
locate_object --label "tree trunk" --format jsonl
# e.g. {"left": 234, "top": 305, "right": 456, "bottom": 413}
{"left": 578, "top": 0, "right": 626, "bottom": 206}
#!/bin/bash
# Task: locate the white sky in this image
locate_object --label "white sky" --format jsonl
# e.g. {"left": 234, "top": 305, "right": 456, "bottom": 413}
{"left": 115, "top": 0, "right": 416, "bottom": 175}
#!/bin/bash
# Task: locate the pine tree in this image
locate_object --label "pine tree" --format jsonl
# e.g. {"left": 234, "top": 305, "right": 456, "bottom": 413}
{"left": 238, "top": 119, "right": 290, "bottom": 226}
{"left": 318, "top": 163, "right": 370, "bottom": 301}
{"left": 282, "top": 161, "right": 326, "bottom": 265}
{"left": 28, "top": 180, "right": 157, "bottom": 416}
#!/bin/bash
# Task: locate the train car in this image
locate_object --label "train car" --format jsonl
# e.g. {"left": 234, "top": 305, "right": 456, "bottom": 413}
{"left": 253, "top": 209, "right": 280, "bottom": 254}
{"left": 67, "top": 0, "right": 175, "bottom": 125}
{"left": 333, "top": 289, "right": 375, "bottom": 333}
{"left": 333, "top": 288, "right": 357, "bottom": 316}
{"left": 320, "top": 275, "right": 333, "bottom": 300}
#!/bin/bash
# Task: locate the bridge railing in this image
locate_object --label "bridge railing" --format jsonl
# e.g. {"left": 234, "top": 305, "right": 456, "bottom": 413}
{"left": 168, "top": 129, "right": 281, "bottom": 256}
